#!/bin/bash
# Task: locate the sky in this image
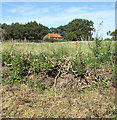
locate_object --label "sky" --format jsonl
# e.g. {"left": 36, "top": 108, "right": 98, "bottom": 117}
{"left": 1, "top": 1, "right": 116, "bottom": 39}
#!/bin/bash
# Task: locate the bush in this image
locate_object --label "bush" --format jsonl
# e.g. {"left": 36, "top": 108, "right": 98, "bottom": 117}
{"left": 44, "top": 38, "right": 59, "bottom": 42}
{"left": 43, "top": 38, "right": 69, "bottom": 42}
{"left": 104, "top": 38, "right": 112, "bottom": 41}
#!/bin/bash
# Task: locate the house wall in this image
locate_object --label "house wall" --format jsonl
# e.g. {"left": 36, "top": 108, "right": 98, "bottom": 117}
{"left": 51, "top": 37, "right": 63, "bottom": 40}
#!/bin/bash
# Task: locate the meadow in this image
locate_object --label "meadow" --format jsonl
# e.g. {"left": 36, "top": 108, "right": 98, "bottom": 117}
{"left": 1, "top": 40, "right": 116, "bottom": 118}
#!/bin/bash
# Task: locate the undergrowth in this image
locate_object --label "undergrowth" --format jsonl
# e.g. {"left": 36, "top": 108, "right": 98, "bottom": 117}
{"left": 2, "top": 39, "right": 116, "bottom": 93}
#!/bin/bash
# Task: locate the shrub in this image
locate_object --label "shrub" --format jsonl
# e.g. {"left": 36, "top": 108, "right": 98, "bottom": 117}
{"left": 44, "top": 38, "right": 60, "bottom": 42}
{"left": 43, "top": 38, "right": 69, "bottom": 42}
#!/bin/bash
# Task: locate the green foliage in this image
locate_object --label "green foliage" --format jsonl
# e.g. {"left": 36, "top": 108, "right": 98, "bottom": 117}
{"left": 64, "top": 32, "right": 77, "bottom": 41}
{"left": 2, "top": 21, "right": 49, "bottom": 41}
{"left": 71, "top": 43, "right": 86, "bottom": 76}
{"left": 2, "top": 18, "right": 94, "bottom": 41}
{"left": 44, "top": 38, "right": 60, "bottom": 42}
{"left": 2, "top": 52, "right": 12, "bottom": 65}
{"left": 72, "top": 56, "right": 86, "bottom": 75}
{"left": 88, "top": 38, "right": 114, "bottom": 67}
{"left": 104, "top": 38, "right": 112, "bottom": 41}
{"left": 44, "top": 38, "right": 69, "bottom": 43}
{"left": 35, "top": 81, "right": 45, "bottom": 94}
{"left": 2, "top": 51, "right": 59, "bottom": 84}
{"left": 2, "top": 46, "right": 71, "bottom": 85}
{"left": 87, "top": 38, "right": 115, "bottom": 86}
{"left": 53, "top": 46, "right": 69, "bottom": 58}
{"left": 88, "top": 38, "right": 103, "bottom": 58}
{"left": 110, "top": 29, "right": 117, "bottom": 41}
{"left": 59, "top": 19, "right": 94, "bottom": 41}
{"left": 2, "top": 41, "right": 115, "bottom": 92}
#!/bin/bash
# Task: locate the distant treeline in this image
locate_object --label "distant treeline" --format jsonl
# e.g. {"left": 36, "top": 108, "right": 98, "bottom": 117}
{"left": 0, "top": 18, "right": 116, "bottom": 41}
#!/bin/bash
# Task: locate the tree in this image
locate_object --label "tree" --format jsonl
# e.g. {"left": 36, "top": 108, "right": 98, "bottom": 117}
{"left": 56, "top": 19, "right": 94, "bottom": 41}
{"left": 2, "top": 21, "right": 49, "bottom": 41}
{"left": 50, "top": 27, "right": 58, "bottom": 33}
{"left": 110, "top": 29, "right": 117, "bottom": 41}
{"left": 1, "top": 19, "right": 95, "bottom": 41}
{"left": 64, "top": 32, "right": 77, "bottom": 41}
{"left": 107, "top": 30, "right": 111, "bottom": 36}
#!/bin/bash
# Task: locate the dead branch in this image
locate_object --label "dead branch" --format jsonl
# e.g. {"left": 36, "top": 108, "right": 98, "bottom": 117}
{"left": 54, "top": 68, "right": 61, "bottom": 87}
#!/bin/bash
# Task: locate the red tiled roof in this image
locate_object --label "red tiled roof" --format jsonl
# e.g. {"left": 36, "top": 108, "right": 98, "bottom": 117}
{"left": 43, "top": 33, "right": 63, "bottom": 39}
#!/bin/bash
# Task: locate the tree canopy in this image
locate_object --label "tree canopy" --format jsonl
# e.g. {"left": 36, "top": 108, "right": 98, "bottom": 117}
{"left": 2, "top": 19, "right": 95, "bottom": 41}
{"left": 50, "top": 19, "right": 94, "bottom": 41}
{"left": 2, "top": 21, "right": 49, "bottom": 41}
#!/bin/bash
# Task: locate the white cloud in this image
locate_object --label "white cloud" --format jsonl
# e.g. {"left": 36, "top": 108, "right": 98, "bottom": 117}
{"left": 65, "top": 6, "right": 89, "bottom": 13}
{"left": 5, "top": 4, "right": 61, "bottom": 16}
{"left": 7, "top": 6, "right": 35, "bottom": 15}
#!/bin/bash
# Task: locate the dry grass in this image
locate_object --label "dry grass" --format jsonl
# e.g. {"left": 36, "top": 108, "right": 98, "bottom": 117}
{"left": 2, "top": 84, "right": 115, "bottom": 118}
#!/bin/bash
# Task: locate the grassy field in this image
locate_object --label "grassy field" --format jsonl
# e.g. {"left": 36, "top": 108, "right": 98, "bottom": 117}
{"left": 2, "top": 41, "right": 92, "bottom": 56}
{"left": 2, "top": 41, "right": 116, "bottom": 63}
{"left": 1, "top": 40, "right": 116, "bottom": 118}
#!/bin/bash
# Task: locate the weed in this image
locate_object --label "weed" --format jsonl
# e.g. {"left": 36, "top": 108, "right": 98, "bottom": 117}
{"left": 2, "top": 41, "right": 115, "bottom": 92}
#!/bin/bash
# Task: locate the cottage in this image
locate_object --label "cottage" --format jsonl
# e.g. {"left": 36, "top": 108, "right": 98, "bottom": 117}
{"left": 43, "top": 33, "right": 63, "bottom": 40}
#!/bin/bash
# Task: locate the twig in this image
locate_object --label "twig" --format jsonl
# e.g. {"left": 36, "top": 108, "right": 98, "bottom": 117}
{"left": 54, "top": 68, "right": 61, "bottom": 87}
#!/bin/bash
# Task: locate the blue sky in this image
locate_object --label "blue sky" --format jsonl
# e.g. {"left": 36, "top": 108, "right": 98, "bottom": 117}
{"left": 2, "top": 2, "right": 115, "bottom": 38}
